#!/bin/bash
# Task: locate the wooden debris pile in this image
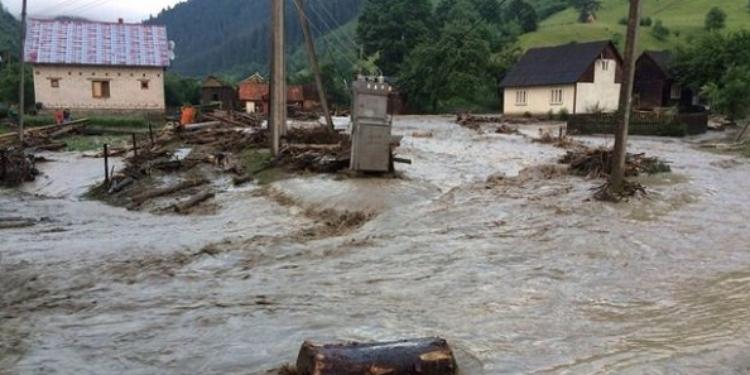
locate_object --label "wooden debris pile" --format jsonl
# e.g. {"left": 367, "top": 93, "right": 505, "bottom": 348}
{"left": 533, "top": 129, "right": 582, "bottom": 149}
{"left": 276, "top": 126, "right": 351, "bottom": 173}
{"left": 559, "top": 147, "right": 672, "bottom": 179}
{"left": 456, "top": 112, "right": 504, "bottom": 131}
{"left": 0, "top": 147, "right": 39, "bottom": 187}
{"left": 496, "top": 124, "right": 520, "bottom": 135}
{"left": 204, "top": 110, "right": 264, "bottom": 128}
{"left": 0, "top": 119, "right": 88, "bottom": 150}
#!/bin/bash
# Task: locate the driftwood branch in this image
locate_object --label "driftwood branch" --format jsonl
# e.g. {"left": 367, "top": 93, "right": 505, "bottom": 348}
{"left": 296, "top": 337, "right": 457, "bottom": 375}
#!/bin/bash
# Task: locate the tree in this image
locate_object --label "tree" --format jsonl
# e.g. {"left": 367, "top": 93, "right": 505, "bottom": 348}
{"left": 674, "top": 31, "right": 750, "bottom": 91}
{"left": 399, "top": 0, "right": 491, "bottom": 112}
{"left": 651, "top": 20, "right": 670, "bottom": 41}
{"left": 702, "top": 66, "right": 750, "bottom": 125}
{"left": 356, "top": 0, "right": 433, "bottom": 76}
{"left": 0, "top": 62, "right": 34, "bottom": 108}
{"left": 569, "top": 0, "right": 601, "bottom": 23}
{"left": 505, "top": 0, "right": 538, "bottom": 33}
{"left": 705, "top": 7, "right": 727, "bottom": 31}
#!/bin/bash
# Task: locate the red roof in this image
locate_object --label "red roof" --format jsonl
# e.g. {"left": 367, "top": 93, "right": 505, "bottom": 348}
{"left": 24, "top": 19, "right": 170, "bottom": 67}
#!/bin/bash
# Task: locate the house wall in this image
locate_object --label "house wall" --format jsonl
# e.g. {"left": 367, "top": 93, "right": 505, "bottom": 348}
{"left": 33, "top": 65, "right": 165, "bottom": 113}
{"left": 575, "top": 58, "right": 621, "bottom": 113}
{"left": 503, "top": 85, "right": 576, "bottom": 115}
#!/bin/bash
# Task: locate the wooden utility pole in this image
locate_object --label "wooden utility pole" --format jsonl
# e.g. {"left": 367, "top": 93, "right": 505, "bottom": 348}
{"left": 609, "top": 0, "right": 642, "bottom": 192}
{"left": 18, "top": 0, "right": 28, "bottom": 144}
{"left": 292, "top": 0, "right": 334, "bottom": 131}
{"left": 269, "top": 0, "right": 287, "bottom": 156}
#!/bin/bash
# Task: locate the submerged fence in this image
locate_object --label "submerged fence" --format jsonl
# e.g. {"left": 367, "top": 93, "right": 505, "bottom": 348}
{"left": 567, "top": 111, "right": 708, "bottom": 137}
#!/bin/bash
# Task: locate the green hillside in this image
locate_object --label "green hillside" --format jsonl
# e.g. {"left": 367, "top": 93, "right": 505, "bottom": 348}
{"left": 520, "top": 0, "right": 750, "bottom": 51}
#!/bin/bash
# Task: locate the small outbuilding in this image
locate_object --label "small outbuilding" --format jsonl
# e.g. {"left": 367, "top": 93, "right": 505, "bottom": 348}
{"left": 201, "top": 76, "right": 237, "bottom": 110}
{"left": 500, "top": 40, "right": 623, "bottom": 115}
{"left": 633, "top": 51, "right": 697, "bottom": 110}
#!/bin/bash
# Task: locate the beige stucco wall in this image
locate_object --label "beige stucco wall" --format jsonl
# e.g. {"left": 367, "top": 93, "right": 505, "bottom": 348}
{"left": 575, "top": 58, "right": 621, "bottom": 113}
{"left": 33, "top": 65, "right": 166, "bottom": 112}
{"left": 503, "top": 84, "right": 576, "bottom": 115}
{"left": 502, "top": 58, "right": 622, "bottom": 115}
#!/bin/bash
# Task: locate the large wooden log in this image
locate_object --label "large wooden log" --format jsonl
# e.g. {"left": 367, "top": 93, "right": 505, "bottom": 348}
{"left": 296, "top": 337, "right": 457, "bottom": 375}
{"left": 173, "top": 191, "right": 214, "bottom": 213}
{"left": 130, "top": 178, "right": 208, "bottom": 206}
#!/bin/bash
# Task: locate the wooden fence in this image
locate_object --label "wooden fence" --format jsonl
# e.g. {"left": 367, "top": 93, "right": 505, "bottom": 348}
{"left": 567, "top": 111, "right": 708, "bottom": 137}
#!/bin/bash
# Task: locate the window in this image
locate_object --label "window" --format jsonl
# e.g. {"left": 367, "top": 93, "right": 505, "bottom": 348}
{"left": 551, "top": 89, "right": 563, "bottom": 105}
{"left": 92, "top": 80, "right": 110, "bottom": 98}
{"left": 140, "top": 80, "right": 150, "bottom": 90}
{"left": 670, "top": 84, "right": 681, "bottom": 100}
{"left": 50, "top": 79, "right": 60, "bottom": 88}
{"left": 600, "top": 59, "right": 610, "bottom": 71}
{"left": 515, "top": 90, "right": 527, "bottom": 106}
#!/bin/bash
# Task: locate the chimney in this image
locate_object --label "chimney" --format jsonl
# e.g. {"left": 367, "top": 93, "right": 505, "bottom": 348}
{"left": 118, "top": 18, "right": 124, "bottom": 24}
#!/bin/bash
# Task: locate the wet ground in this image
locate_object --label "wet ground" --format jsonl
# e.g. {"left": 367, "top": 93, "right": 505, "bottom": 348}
{"left": 2, "top": 116, "right": 750, "bottom": 374}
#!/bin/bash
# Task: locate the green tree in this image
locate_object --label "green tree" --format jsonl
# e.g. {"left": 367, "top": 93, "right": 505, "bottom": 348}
{"left": 702, "top": 66, "right": 750, "bottom": 124}
{"left": 705, "top": 7, "right": 727, "bottom": 31}
{"left": 0, "top": 62, "right": 34, "bottom": 109}
{"left": 399, "top": 0, "right": 491, "bottom": 112}
{"left": 674, "top": 31, "right": 750, "bottom": 91}
{"left": 651, "top": 20, "right": 670, "bottom": 41}
{"left": 356, "top": 0, "right": 433, "bottom": 75}
{"left": 569, "top": 0, "right": 601, "bottom": 23}
{"left": 505, "top": 0, "right": 538, "bottom": 33}
{"left": 164, "top": 72, "right": 200, "bottom": 107}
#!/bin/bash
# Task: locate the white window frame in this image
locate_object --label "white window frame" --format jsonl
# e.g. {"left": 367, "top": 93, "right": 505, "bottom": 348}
{"left": 515, "top": 90, "right": 528, "bottom": 106}
{"left": 550, "top": 88, "right": 563, "bottom": 105}
{"left": 670, "top": 84, "right": 681, "bottom": 100}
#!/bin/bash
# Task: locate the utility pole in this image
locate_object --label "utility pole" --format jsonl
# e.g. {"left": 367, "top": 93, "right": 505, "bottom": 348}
{"left": 269, "top": 0, "right": 286, "bottom": 156}
{"left": 609, "top": 0, "right": 641, "bottom": 192}
{"left": 292, "top": 0, "right": 334, "bottom": 131}
{"left": 18, "top": 0, "right": 28, "bottom": 144}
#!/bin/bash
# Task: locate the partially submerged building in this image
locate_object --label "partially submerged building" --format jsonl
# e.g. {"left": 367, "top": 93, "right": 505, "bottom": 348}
{"left": 237, "top": 72, "right": 317, "bottom": 114}
{"left": 500, "top": 40, "right": 623, "bottom": 115}
{"left": 201, "top": 76, "right": 237, "bottom": 110}
{"left": 25, "top": 18, "right": 170, "bottom": 114}
{"left": 633, "top": 51, "right": 697, "bottom": 110}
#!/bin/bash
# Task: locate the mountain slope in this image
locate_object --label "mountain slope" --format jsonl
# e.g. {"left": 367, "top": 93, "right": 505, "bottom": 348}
{"left": 148, "top": 0, "right": 364, "bottom": 79}
{"left": 0, "top": 1, "right": 20, "bottom": 55}
{"left": 520, "top": 0, "right": 750, "bottom": 51}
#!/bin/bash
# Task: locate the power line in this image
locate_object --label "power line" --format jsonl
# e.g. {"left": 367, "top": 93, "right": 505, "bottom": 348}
{"left": 314, "top": 1, "right": 359, "bottom": 50}
{"left": 296, "top": 3, "right": 358, "bottom": 69}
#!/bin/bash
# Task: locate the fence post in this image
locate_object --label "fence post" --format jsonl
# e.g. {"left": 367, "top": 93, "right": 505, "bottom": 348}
{"left": 132, "top": 133, "right": 138, "bottom": 157}
{"left": 103, "top": 143, "right": 109, "bottom": 185}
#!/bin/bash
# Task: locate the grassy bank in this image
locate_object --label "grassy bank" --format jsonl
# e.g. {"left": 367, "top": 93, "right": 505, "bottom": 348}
{"left": 520, "top": 0, "right": 750, "bottom": 52}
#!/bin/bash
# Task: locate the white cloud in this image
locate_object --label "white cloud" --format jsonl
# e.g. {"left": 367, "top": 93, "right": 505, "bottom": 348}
{"left": 4, "top": 0, "right": 183, "bottom": 23}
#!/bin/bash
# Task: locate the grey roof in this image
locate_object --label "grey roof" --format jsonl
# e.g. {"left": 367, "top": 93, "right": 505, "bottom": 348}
{"left": 500, "top": 40, "right": 617, "bottom": 88}
{"left": 642, "top": 50, "right": 673, "bottom": 75}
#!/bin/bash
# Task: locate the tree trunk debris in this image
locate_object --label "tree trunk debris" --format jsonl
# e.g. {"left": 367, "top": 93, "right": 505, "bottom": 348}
{"left": 295, "top": 338, "right": 458, "bottom": 375}
{"left": 130, "top": 178, "right": 209, "bottom": 207}
{"left": 173, "top": 191, "right": 214, "bottom": 213}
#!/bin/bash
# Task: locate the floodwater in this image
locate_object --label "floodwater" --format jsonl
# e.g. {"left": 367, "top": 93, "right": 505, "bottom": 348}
{"left": 2, "top": 116, "right": 750, "bottom": 374}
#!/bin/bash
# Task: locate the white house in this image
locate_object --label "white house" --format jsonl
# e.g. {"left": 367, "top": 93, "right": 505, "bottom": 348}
{"left": 500, "top": 40, "right": 623, "bottom": 115}
{"left": 25, "top": 18, "right": 170, "bottom": 114}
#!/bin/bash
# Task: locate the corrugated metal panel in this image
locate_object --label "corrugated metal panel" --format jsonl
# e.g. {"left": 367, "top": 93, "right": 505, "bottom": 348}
{"left": 24, "top": 19, "right": 170, "bottom": 67}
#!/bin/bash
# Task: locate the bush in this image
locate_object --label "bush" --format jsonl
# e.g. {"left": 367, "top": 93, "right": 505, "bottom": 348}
{"left": 705, "top": 7, "right": 727, "bottom": 31}
{"left": 651, "top": 20, "right": 670, "bottom": 41}
{"left": 640, "top": 17, "right": 653, "bottom": 27}
{"left": 618, "top": 17, "right": 628, "bottom": 26}
{"left": 557, "top": 108, "right": 570, "bottom": 121}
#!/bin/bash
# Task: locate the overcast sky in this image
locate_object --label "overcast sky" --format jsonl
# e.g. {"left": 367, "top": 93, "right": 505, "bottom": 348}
{"left": 3, "top": 0, "right": 183, "bottom": 22}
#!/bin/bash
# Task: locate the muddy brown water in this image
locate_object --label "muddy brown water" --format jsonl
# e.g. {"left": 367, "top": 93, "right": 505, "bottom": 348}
{"left": 2, "top": 116, "right": 750, "bottom": 374}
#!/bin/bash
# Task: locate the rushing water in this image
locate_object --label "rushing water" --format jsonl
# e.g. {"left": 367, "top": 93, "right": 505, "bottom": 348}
{"left": 2, "top": 116, "right": 750, "bottom": 374}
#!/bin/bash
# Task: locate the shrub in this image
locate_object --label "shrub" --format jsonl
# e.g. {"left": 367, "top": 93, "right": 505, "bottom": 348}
{"left": 640, "top": 17, "right": 653, "bottom": 27}
{"left": 558, "top": 108, "right": 570, "bottom": 121}
{"left": 651, "top": 20, "right": 670, "bottom": 41}
{"left": 705, "top": 7, "right": 727, "bottom": 31}
{"left": 618, "top": 17, "right": 628, "bottom": 26}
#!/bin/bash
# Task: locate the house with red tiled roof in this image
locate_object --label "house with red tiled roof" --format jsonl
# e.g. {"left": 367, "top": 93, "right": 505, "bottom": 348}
{"left": 25, "top": 18, "right": 171, "bottom": 114}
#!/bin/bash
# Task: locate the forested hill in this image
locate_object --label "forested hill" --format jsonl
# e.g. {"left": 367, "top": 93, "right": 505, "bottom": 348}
{"left": 147, "top": 0, "right": 364, "bottom": 78}
{"left": 0, "top": 1, "right": 20, "bottom": 56}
